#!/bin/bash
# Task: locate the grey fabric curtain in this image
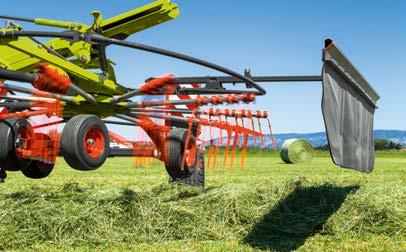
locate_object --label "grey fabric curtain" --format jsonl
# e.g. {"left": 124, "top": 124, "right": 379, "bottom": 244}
{"left": 322, "top": 63, "right": 376, "bottom": 173}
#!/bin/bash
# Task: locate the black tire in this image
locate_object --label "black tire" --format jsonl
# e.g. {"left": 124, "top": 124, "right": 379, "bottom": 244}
{"left": 169, "top": 152, "right": 205, "bottom": 187}
{"left": 21, "top": 161, "right": 54, "bottom": 179}
{"left": 164, "top": 128, "right": 205, "bottom": 187}
{"left": 21, "top": 133, "right": 54, "bottom": 179}
{"left": 0, "top": 118, "right": 33, "bottom": 171}
{"left": 61, "top": 115, "right": 109, "bottom": 171}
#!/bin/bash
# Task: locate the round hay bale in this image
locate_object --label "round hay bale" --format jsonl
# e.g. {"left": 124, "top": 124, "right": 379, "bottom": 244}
{"left": 280, "top": 139, "right": 314, "bottom": 164}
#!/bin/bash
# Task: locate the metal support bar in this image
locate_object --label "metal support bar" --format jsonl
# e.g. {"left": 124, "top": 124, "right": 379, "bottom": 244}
{"left": 29, "top": 37, "right": 65, "bottom": 59}
{"left": 0, "top": 68, "right": 95, "bottom": 103}
{"left": 126, "top": 92, "right": 253, "bottom": 108}
{"left": 109, "top": 148, "right": 156, "bottom": 158}
{"left": 114, "top": 88, "right": 263, "bottom": 100}
{"left": 129, "top": 112, "right": 190, "bottom": 124}
{"left": 2, "top": 83, "right": 75, "bottom": 102}
{"left": 126, "top": 98, "right": 196, "bottom": 108}
{"left": 32, "top": 120, "right": 63, "bottom": 129}
{"left": 174, "top": 75, "right": 322, "bottom": 85}
{"left": 68, "top": 85, "right": 97, "bottom": 103}
{"left": 112, "top": 89, "right": 142, "bottom": 103}
{"left": 103, "top": 120, "right": 137, "bottom": 126}
{"left": 0, "top": 14, "right": 35, "bottom": 23}
{"left": 0, "top": 102, "right": 31, "bottom": 109}
{"left": 115, "top": 114, "right": 139, "bottom": 124}
{"left": 0, "top": 94, "right": 57, "bottom": 103}
{"left": 130, "top": 108, "right": 191, "bottom": 114}
{"left": 130, "top": 108, "right": 268, "bottom": 118}
{"left": 0, "top": 68, "right": 36, "bottom": 83}
{"left": 95, "top": 27, "right": 109, "bottom": 73}
{"left": 0, "top": 31, "right": 267, "bottom": 95}
{"left": 91, "top": 33, "right": 267, "bottom": 95}
{"left": 113, "top": 75, "right": 321, "bottom": 101}
{"left": 177, "top": 88, "right": 262, "bottom": 95}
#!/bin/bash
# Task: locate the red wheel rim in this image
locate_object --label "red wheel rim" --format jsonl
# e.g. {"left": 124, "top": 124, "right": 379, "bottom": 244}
{"left": 83, "top": 126, "right": 105, "bottom": 159}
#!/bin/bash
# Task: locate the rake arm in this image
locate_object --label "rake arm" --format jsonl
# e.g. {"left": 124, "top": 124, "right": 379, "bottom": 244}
{"left": 0, "top": 30, "right": 267, "bottom": 96}
{"left": 0, "top": 6, "right": 380, "bottom": 175}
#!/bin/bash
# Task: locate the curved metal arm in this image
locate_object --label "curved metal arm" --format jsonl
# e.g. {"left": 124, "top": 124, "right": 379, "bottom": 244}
{"left": 0, "top": 31, "right": 266, "bottom": 95}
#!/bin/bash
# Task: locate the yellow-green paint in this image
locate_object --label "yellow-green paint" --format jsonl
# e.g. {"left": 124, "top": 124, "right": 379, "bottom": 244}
{"left": 0, "top": 0, "right": 179, "bottom": 118}
{"left": 100, "top": 0, "right": 179, "bottom": 38}
{"left": 34, "top": 18, "right": 88, "bottom": 31}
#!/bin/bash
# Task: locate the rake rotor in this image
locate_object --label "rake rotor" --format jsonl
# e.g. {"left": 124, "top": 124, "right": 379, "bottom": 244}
{"left": 0, "top": 0, "right": 380, "bottom": 185}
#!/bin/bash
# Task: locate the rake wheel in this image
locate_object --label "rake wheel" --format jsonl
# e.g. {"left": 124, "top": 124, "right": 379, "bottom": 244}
{"left": 169, "top": 152, "right": 205, "bottom": 188}
{"left": 21, "top": 160, "right": 54, "bottom": 179}
{"left": 61, "top": 115, "right": 109, "bottom": 171}
{"left": 0, "top": 118, "right": 33, "bottom": 171}
{"left": 164, "top": 128, "right": 205, "bottom": 187}
{"left": 21, "top": 133, "right": 55, "bottom": 179}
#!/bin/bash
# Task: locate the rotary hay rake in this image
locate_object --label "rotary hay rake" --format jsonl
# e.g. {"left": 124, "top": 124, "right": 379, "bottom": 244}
{"left": 0, "top": 0, "right": 379, "bottom": 187}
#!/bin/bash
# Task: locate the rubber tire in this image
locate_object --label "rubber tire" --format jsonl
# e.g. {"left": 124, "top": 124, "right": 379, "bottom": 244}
{"left": 0, "top": 118, "right": 33, "bottom": 171}
{"left": 21, "top": 133, "right": 54, "bottom": 179}
{"left": 61, "top": 115, "right": 109, "bottom": 171}
{"left": 169, "top": 152, "right": 205, "bottom": 187}
{"left": 164, "top": 128, "right": 205, "bottom": 187}
{"left": 21, "top": 161, "right": 54, "bottom": 179}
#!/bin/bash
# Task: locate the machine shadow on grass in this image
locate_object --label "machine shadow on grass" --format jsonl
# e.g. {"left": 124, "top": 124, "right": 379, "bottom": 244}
{"left": 244, "top": 184, "right": 359, "bottom": 252}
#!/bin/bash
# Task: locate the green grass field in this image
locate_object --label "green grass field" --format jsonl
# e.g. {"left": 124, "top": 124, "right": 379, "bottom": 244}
{"left": 0, "top": 151, "right": 405, "bottom": 251}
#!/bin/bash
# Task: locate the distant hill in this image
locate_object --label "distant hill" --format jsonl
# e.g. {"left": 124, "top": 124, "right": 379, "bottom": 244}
{"left": 210, "top": 130, "right": 406, "bottom": 148}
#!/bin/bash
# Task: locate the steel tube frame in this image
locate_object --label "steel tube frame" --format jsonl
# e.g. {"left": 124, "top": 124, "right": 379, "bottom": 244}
{"left": 0, "top": 31, "right": 267, "bottom": 95}
{"left": 0, "top": 31, "right": 327, "bottom": 102}
{"left": 174, "top": 75, "right": 322, "bottom": 85}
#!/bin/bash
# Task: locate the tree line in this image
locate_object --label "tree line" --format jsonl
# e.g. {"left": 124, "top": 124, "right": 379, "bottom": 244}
{"left": 315, "top": 139, "right": 403, "bottom": 151}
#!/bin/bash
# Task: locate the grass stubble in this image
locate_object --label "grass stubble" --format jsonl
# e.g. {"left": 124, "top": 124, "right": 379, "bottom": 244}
{"left": 0, "top": 151, "right": 404, "bottom": 251}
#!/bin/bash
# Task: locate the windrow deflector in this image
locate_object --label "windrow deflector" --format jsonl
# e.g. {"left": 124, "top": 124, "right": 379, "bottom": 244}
{"left": 322, "top": 39, "right": 380, "bottom": 173}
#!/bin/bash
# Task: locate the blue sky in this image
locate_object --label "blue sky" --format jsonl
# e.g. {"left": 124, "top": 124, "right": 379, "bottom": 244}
{"left": 2, "top": 0, "right": 405, "bottom": 135}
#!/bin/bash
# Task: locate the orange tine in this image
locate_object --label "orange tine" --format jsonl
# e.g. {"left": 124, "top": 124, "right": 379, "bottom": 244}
{"left": 234, "top": 119, "right": 241, "bottom": 147}
{"left": 231, "top": 109, "right": 241, "bottom": 147}
{"left": 229, "top": 124, "right": 239, "bottom": 169}
{"left": 133, "top": 143, "right": 139, "bottom": 167}
{"left": 207, "top": 115, "right": 214, "bottom": 169}
{"left": 213, "top": 130, "right": 220, "bottom": 169}
{"left": 265, "top": 111, "right": 276, "bottom": 149}
{"left": 195, "top": 117, "right": 203, "bottom": 149}
{"left": 240, "top": 128, "right": 249, "bottom": 170}
{"left": 240, "top": 111, "right": 246, "bottom": 148}
{"left": 212, "top": 110, "right": 222, "bottom": 169}
{"left": 257, "top": 111, "right": 265, "bottom": 148}
{"left": 223, "top": 127, "right": 232, "bottom": 169}
{"left": 222, "top": 116, "right": 231, "bottom": 168}
{"left": 217, "top": 109, "right": 223, "bottom": 145}
{"left": 239, "top": 110, "right": 249, "bottom": 169}
{"left": 181, "top": 111, "right": 196, "bottom": 170}
{"left": 248, "top": 110, "right": 257, "bottom": 147}
{"left": 199, "top": 119, "right": 206, "bottom": 152}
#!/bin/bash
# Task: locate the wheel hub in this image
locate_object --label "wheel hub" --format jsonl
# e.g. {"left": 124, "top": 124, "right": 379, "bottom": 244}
{"left": 15, "top": 137, "right": 25, "bottom": 148}
{"left": 83, "top": 126, "right": 105, "bottom": 159}
{"left": 86, "top": 138, "right": 95, "bottom": 146}
{"left": 15, "top": 128, "right": 30, "bottom": 149}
